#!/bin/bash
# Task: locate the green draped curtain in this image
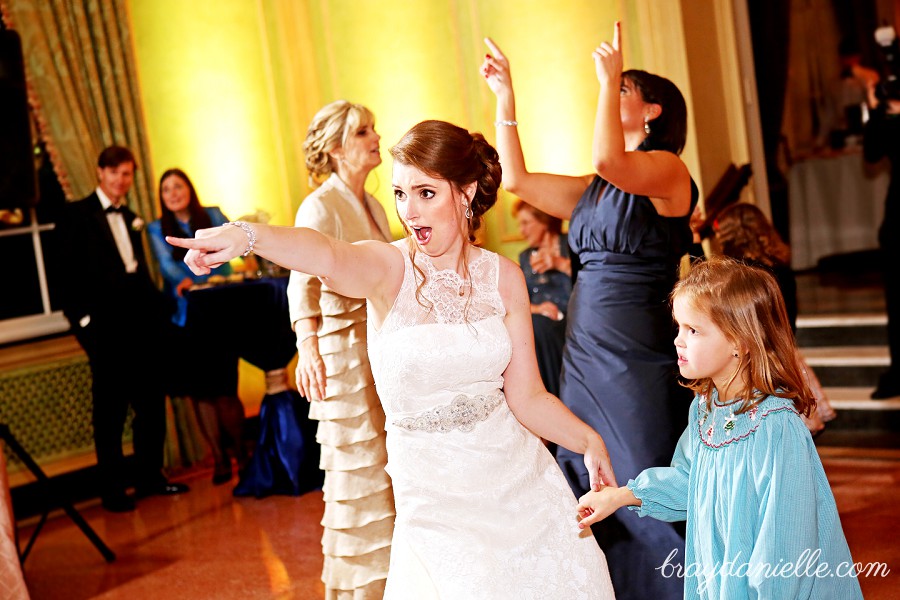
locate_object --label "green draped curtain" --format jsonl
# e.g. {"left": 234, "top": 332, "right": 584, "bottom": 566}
{"left": 0, "top": 0, "right": 155, "bottom": 221}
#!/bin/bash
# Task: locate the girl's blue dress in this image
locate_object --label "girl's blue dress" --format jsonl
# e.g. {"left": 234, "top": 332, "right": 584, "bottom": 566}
{"left": 627, "top": 392, "right": 864, "bottom": 599}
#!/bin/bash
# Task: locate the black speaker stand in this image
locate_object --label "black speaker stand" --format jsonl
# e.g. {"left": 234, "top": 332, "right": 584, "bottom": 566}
{"left": 0, "top": 424, "right": 115, "bottom": 563}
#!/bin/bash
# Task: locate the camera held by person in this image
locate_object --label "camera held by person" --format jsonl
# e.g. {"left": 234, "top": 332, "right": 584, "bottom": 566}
{"left": 874, "top": 24, "right": 900, "bottom": 102}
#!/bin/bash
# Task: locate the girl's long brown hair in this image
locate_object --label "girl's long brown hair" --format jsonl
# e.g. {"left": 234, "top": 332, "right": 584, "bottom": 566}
{"left": 673, "top": 256, "right": 814, "bottom": 416}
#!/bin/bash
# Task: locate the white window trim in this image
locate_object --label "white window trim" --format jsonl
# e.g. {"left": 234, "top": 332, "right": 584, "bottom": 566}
{"left": 0, "top": 207, "right": 70, "bottom": 345}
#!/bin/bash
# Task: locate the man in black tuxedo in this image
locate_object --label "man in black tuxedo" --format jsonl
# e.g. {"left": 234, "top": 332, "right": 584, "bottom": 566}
{"left": 58, "top": 145, "right": 188, "bottom": 512}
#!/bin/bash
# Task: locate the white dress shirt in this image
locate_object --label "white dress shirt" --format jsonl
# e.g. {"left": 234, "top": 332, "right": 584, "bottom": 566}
{"left": 96, "top": 186, "right": 138, "bottom": 274}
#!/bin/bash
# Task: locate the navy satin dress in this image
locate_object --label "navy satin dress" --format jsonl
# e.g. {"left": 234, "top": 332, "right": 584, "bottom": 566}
{"left": 556, "top": 172, "right": 697, "bottom": 600}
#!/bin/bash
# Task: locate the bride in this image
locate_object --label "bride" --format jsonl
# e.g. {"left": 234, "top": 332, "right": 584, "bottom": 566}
{"left": 168, "top": 119, "right": 617, "bottom": 599}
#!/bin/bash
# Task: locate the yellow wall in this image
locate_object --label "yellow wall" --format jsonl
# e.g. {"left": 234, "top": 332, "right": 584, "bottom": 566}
{"left": 129, "top": 0, "right": 626, "bottom": 257}
{"left": 129, "top": 0, "right": 293, "bottom": 410}
{"left": 129, "top": 0, "right": 750, "bottom": 249}
{"left": 129, "top": 0, "right": 291, "bottom": 226}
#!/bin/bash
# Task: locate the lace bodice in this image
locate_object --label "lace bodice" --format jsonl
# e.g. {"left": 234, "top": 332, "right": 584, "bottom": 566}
{"left": 368, "top": 241, "right": 510, "bottom": 419}
{"left": 381, "top": 241, "right": 506, "bottom": 329}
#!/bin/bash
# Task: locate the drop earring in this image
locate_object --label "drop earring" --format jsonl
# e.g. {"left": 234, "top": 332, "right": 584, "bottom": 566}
{"left": 464, "top": 202, "right": 473, "bottom": 220}
{"left": 643, "top": 116, "right": 651, "bottom": 135}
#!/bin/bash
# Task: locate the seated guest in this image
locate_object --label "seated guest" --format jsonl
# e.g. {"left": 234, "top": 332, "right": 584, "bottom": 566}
{"left": 57, "top": 145, "right": 188, "bottom": 512}
{"left": 712, "top": 202, "right": 837, "bottom": 433}
{"left": 147, "top": 168, "right": 246, "bottom": 484}
{"left": 513, "top": 200, "right": 572, "bottom": 396}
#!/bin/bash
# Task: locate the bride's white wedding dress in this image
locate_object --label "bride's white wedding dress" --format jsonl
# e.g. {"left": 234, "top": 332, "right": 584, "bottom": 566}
{"left": 368, "top": 241, "right": 615, "bottom": 599}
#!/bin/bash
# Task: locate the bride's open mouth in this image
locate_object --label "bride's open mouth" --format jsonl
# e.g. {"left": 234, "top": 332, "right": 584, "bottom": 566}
{"left": 413, "top": 226, "right": 432, "bottom": 244}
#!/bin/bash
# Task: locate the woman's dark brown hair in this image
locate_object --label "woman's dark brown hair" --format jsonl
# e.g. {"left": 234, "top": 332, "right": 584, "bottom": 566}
{"left": 713, "top": 203, "right": 790, "bottom": 268}
{"left": 390, "top": 119, "right": 501, "bottom": 241}
{"left": 625, "top": 69, "right": 688, "bottom": 155}
{"left": 158, "top": 169, "right": 212, "bottom": 262}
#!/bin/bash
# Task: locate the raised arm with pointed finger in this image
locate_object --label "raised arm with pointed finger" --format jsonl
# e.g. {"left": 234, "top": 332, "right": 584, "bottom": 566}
{"left": 483, "top": 23, "right": 699, "bottom": 599}
{"left": 591, "top": 22, "right": 691, "bottom": 217}
{"left": 480, "top": 38, "right": 592, "bottom": 220}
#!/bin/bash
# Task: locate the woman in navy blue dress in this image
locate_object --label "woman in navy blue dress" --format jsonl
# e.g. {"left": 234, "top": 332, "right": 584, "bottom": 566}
{"left": 482, "top": 24, "right": 694, "bottom": 599}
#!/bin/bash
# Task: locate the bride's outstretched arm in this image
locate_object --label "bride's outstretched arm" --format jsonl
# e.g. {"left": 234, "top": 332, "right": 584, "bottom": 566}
{"left": 166, "top": 222, "right": 403, "bottom": 306}
{"left": 497, "top": 257, "right": 617, "bottom": 489}
{"left": 480, "top": 37, "right": 591, "bottom": 221}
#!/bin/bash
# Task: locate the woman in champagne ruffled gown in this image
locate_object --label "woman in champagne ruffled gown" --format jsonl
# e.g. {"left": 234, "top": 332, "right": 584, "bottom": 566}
{"left": 286, "top": 100, "right": 394, "bottom": 599}
{"left": 168, "top": 119, "right": 617, "bottom": 599}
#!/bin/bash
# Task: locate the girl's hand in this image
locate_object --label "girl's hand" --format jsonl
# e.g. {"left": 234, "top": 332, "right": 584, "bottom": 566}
{"left": 583, "top": 434, "right": 617, "bottom": 491}
{"left": 481, "top": 37, "right": 512, "bottom": 98}
{"left": 576, "top": 487, "right": 623, "bottom": 529}
{"left": 295, "top": 336, "right": 327, "bottom": 401}
{"left": 166, "top": 225, "right": 246, "bottom": 275}
{"left": 592, "top": 21, "right": 623, "bottom": 87}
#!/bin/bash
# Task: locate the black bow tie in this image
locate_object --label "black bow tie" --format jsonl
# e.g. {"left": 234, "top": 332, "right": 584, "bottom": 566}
{"left": 106, "top": 204, "right": 124, "bottom": 214}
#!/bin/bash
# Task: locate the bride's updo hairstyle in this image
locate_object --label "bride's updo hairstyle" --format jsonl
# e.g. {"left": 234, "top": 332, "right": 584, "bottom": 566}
{"left": 302, "top": 100, "right": 376, "bottom": 185}
{"left": 390, "top": 120, "right": 503, "bottom": 314}
{"left": 390, "top": 120, "right": 501, "bottom": 243}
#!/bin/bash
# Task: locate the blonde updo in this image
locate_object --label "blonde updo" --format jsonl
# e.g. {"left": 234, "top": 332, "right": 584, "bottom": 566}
{"left": 302, "top": 100, "right": 376, "bottom": 183}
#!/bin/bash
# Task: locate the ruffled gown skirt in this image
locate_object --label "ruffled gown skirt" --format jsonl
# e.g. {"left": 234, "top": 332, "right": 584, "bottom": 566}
{"left": 313, "top": 314, "right": 394, "bottom": 599}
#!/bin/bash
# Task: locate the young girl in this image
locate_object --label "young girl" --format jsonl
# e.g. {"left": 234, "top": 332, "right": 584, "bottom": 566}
{"left": 576, "top": 256, "right": 862, "bottom": 599}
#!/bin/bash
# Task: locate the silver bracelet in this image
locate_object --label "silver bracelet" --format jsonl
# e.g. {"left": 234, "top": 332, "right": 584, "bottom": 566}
{"left": 227, "top": 221, "right": 256, "bottom": 257}
{"left": 495, "top": 120, "right": 518, "bottom": 127}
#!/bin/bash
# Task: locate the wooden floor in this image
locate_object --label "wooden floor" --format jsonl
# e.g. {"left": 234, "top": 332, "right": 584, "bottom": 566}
{"left": 16, "top": 447, "right": 900, "bottom": 599}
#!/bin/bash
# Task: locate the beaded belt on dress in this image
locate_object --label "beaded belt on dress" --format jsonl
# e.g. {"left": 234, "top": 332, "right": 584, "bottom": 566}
{"left": 392, "top": 391, "right": 504, "bottom": 433}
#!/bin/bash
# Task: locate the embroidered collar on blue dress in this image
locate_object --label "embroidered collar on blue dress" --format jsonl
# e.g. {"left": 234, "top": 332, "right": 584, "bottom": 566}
{"left": 697, "top": 389, "right": 799, "bottom": 449}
